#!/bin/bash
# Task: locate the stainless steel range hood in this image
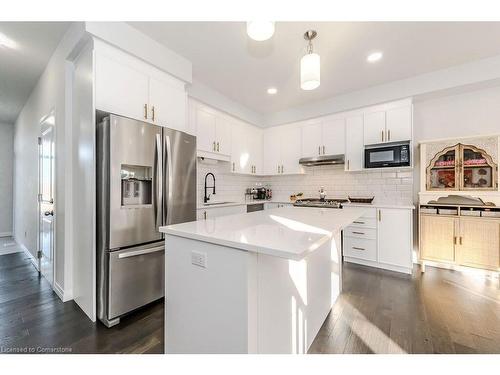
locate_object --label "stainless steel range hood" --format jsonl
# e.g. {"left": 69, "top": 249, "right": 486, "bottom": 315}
{"left": 299, "top": 154, "right": 345, "bottom": 166}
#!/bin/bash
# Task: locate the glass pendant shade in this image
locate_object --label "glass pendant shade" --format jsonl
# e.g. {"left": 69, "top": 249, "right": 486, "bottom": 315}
{"left": 246, "top": 22, "right": 275, "bottom": 41}
{"left": 300, "top": 52, "right": 320, "bottom": 90}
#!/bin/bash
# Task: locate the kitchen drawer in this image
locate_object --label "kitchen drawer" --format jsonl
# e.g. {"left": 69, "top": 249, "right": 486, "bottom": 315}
{"left": 343, "top": 237, "right": 377, "bottom": 261}
{"left": 344, "top": 226, "right": 377, "bottom": 240}
{"left": 349, "top": 217, "right": 377, "bottom": 229}
{"left": 360, "top": 208, "right": 377, "bottom": 218}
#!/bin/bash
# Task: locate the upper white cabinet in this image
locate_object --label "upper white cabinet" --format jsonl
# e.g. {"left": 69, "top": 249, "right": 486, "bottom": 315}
{"left": 363, "top": 104, "right": 412, "bottom": 145}
{"left": 231, "top": 120, "right": 262, "bottom": 175}
{"left": 194, "top": 106, "right": 232, "bottom": 156}
{"left": 301, "top": 118, "right": 345, "bottom": 157}
{"left": 344, "top": 115, "right": 364, "bottom": 171}
{"left": 95, "top": 49, "right": 187, "bottom": 132}
{"left": 263, "top": 126, "right": 302, "bottom": 175}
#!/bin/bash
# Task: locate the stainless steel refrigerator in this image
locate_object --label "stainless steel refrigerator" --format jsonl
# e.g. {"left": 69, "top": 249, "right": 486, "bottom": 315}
{"left": 96, "top": 114, "right": 196, "bottom": 327}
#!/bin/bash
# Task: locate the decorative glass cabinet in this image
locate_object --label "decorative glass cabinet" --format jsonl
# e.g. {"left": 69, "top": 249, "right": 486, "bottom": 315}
{"left": 426, "top": 144, "right": 498, "bottom": 191}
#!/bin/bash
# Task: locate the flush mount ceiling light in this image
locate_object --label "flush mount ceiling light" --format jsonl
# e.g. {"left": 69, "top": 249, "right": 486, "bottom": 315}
{"left": 267, "top": 87, "right": 278, "bottom": 95}
{"left": 300, "top": 30, "right": 320, "bottom": 91}
{"left": 367, "top": 51, "right": 383, "bottom": 63}
{"left": 0, "top": 32, "right": 17, "bottom": 49}
{"left": 246, "top": 21, "right": 275, "bottom": 41}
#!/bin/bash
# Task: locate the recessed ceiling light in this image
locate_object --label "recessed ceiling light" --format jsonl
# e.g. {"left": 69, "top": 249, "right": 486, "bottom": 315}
{"left": 367, "top": 51, "right": 383, "bottom": 63}
{"left": 0, "top": 32, "right": 17, "bottom": 49}
{"left": 267, "top": 87, "right": 278, "bottom": 95}
{"left": 246, "top": 21, "right": 275, "bottom": 41}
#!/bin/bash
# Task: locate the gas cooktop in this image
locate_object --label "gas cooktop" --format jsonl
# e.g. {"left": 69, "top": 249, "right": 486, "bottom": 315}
{"left": 293, "top": 198, "right": 348, "bottom": 209}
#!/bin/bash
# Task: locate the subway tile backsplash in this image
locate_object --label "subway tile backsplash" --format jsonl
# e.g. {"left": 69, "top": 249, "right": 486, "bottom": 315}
{"left": 197, "top": 159, "right": 413, "bottom": 206}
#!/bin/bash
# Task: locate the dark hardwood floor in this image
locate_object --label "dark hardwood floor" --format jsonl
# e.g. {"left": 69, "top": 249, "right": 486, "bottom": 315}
{"left": 309, "top": 262, "right": 500, "bottom": 354}
{"left": 0, "top": 252, "right": 163, "bottom": 354}
{"left": 1, "top": 251, "right": 499, "bottom": 354}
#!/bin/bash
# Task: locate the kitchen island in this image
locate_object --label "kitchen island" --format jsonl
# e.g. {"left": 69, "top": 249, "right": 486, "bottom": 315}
{"left": 160, "top": 206, "right": 366, "bottom": 354}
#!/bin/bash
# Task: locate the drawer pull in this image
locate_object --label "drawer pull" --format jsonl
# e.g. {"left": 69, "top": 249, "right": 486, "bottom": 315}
{"left": 353, "top": 221, "right": 365, "bottom": 224}
{"left": 352, "top": 246, "right": 365, "bottom": 251}
{"left": 352, "top": 231, "right": 365, "bottom": 235}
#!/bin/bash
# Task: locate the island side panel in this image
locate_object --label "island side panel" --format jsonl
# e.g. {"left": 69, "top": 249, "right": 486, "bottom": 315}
{"left": 256, "top": 236, "right": 341, "bottom": 354}
{"left": 165, "top": 235, "right": 255, "bottom": 353}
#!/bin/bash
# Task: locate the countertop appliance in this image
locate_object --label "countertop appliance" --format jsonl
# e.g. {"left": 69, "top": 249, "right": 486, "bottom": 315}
{"left": 256, "top": 187, "right": 268, "bottom": 200}
{"left": 293, "top": 198, "right": 347, "bottom": 209}
{"left": 365, "top": 141, "right": 410, "bottom": 168}
{"left": 97, "top": 114, "right": 196, "bottom": 327}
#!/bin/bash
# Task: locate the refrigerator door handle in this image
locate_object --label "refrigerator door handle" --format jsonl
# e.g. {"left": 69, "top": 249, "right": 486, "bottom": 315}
{"left": 153, "top": 133, "right": 163, "bottom": 229}
{"left": 164, "top": 134, "right": 173, "bottom": 226}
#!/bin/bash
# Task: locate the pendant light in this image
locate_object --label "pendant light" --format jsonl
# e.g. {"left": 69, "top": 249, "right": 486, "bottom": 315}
{"left": 300, "top": 30, "right": 320, "bottom": 91}
{"left": 246, "top": 21, "right": 275, "bottom": 41}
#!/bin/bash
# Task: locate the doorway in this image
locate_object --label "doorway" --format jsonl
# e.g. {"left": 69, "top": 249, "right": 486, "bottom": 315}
{"left": 38, "top": 110, "right": 56, "bottom": 286}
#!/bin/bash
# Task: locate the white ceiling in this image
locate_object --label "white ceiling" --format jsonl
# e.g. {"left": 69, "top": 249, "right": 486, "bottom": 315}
{"left": 0, "top": 22, "right": 70, "bottom": 124}
{"left": 130, "top": 22, "right": 500, "bottom": 115}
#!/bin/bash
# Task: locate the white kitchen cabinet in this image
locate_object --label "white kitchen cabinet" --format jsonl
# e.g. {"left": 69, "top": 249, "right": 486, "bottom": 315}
{"left": 301, "top": 122, "right": 323, "bottom": 157}
{"left": 344, "top": 115, "right": 364, "bottom": 171}
{"left": 363, "top": 105, "right": 412, "bottom": 145}
{"left": 263, "top": 126, "right": 302, "bottom": 175}
{"left": 231, "top": 121, "right": 259, "bottom": 174}
{"left": 216, "top": 116, "right": 233, "bottom": 156}
{"left": 377, "top": 208, "right": 413, "bottom": 270}
{"left": 385, "top": 106, "right": 412, "bottom": 143}
{"left": 197, "top": 204, "right": 246, "bottom": 220}
{"left": 301, "top": 119, "right": 345, "bottom": 158}
{"left": 196, "top": 108, "right": 217, "bottom": 153}
{"left": 95, "top": 52, "right": 150, "bottom": 122}
{"left": 95, "top": 50, "right": 187, "bottom": 132}
{"left": 363, "top": 111, "right": 386, "bottom": 145}
{"left": 323, "top": 118, "right": 345, "bottom": 155}
{"left": 149, "top": 77, "right": 187, "bottom": 132}
{"left": 343, "top": 206, "right": 413, "bottom": 274}
{"left": 248, "top": 127, "right": 263, "bottom": 174}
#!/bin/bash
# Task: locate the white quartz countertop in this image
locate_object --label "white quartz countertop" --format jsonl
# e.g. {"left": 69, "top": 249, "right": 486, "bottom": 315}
{"left": 197, "top": 199, "right": 291, "bottom": 210}
{"left": 343, "top": 202, "right": 415, "bottom": 210}
{"left": 160, "top": 207, "right": 367, "bottom": 260}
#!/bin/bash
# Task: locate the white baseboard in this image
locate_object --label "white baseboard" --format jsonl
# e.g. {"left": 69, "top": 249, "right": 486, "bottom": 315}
{"left": 0, "top": 232, "right": 12, "bottom": 238}
{"left": 20, "top": 243, "right": 40, "bottom": 271}
{"left": 343, "top": 256, "right": 412, "bottom": 275}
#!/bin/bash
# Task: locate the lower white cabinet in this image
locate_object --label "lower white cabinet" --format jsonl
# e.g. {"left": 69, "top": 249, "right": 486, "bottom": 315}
{"left": 197, "top": 204, "right": 246, "bottom": 220}
{"left": 343, "top": 206, "right": 413, "bottom": 274}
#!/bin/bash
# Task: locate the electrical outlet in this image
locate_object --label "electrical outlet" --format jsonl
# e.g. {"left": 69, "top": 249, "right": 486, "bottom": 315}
{"left": 191, "top": 251, "right": 207, "bottom": 268}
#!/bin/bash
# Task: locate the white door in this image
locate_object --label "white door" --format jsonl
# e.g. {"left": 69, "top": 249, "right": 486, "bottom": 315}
{"left": 215, "top": 116, "right": 232, "bottom": 156}
{"left": 281, "top": 126, "right": 302, "bottom": 175}
{"left": 363, "top": 111, "right": 386, "bottom": 145}
{"left": 38, "top": 113, "right": 55, "bottom": 286}
{"left": 385, "top": 106, "right": 412, "bottom": 143}
{"left": 94, "top": 52, "right": 150, "bottom": 122}
{"left": 345, "top": 115, "right": 364, "bottom": 171}
{"left": 301, "top": 122, "right": 322, "bottom": 157}
{"left": 377, "top": 208, "right": 412, "bottom": 269}
{"left": 196, "top": 107, "right": 217, "bottom": 153}
{"left": 149, "top": 77, "right": 187, "bottom": 132}
{"left": 263, "top": 127, "right": 282, "bottom": 175}
{"left": 322, "top": 118, "right": 345, "bottom": 155}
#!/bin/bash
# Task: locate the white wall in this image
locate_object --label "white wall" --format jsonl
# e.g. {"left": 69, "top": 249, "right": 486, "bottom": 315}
{"left": 0, "top": 122, "right": 14, "bottom": 236}
{"left": 13, "top": 23, "right": 85, "bottom": 299}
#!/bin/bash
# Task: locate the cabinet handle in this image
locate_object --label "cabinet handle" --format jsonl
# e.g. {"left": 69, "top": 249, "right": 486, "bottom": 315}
{"left": 378, "top": 210, "right": 381, "bottom": 221}
{"left": 353, "top": 221, "right": 365, "bottom": 224}
{"left": 151, "top": 106, "right": 155, "bottom": 122}
{"left": 144, "top": 104, "right": 148, "bottom": 119}
{"left": 352, "top": 247, "right": 365, "bottom": 251}
{"left": 318, "top": 146, "right": 321, "bottom": 155}
{"left": 232, "top": 162, "right": 235, "bottom": 172}
{"left": 388, "top": 129, "right": 391, "bottom": 141}
{"left": 203, "top": 211, "right": 207, "bottom": 220}
{"left": 347, "top": 160, "right": 350, "bottom": 170}
{"left": 381, "top": 130, "right": 384, "bottom": 142}
{"left": 281, "top": 165, "right": 284, "bottom": 174}
{"left": 459, "top": 236, "right": 462, "bottom": 245}
{"left": 352, "top": 231, "right": 365, "bottom": 235}
{"left": 277, "top": 165, "right": 280, "bottom": 173}
{"left": 323, "top": 145, "right": 325, "bottom": 154}
{"left": 454, "top": 236, "right": 457, "bottom": 245}
{"left": 217, "top": 142, "right": 220, "bottom": 152}
{"left": 213, "top": 141, "right": 216, "bottom": 151}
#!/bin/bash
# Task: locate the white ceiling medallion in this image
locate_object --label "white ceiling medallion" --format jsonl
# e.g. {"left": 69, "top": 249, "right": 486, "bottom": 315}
{"left": 300, "top": 30, "right": 320, "bottom": 91}
{"left": 246, "top": 21, "right": 275, "bottom": 41}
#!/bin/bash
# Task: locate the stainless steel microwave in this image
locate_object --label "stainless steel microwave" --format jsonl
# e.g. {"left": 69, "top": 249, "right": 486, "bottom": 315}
{"left": 364, "top": 142, "right": 410, "bottom": 168}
